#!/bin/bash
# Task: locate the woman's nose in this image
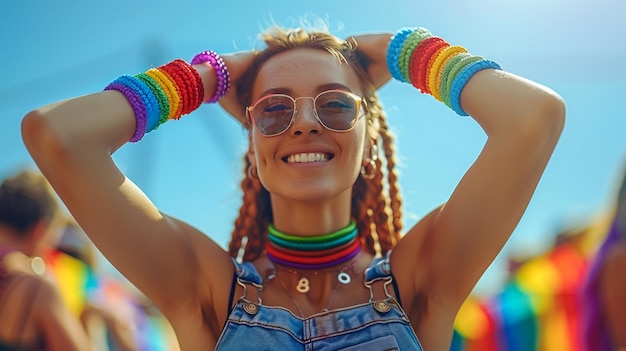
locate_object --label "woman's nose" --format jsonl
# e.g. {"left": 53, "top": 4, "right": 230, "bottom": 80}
{"left": 291, "top": 97, "right": 321, "bottom": 135}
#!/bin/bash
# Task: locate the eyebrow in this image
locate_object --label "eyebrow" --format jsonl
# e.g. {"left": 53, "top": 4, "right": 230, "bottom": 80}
{"left": 258, "top": 83, "right": 354, "bottom": 98}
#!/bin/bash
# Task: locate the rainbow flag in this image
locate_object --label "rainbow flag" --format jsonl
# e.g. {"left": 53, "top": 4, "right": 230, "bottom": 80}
{"left": 453, "top": 238, "right": 589, "bottom": 351}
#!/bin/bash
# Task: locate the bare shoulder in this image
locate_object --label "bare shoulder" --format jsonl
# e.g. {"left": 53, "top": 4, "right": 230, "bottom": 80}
{"left": 3, "top": 272, "right": 64, "bottom": 319}
{"left": 181, "top": 220, "right": 236, "bottom": 284}
{"left": 30, "top": 273, "right": 65, "bottom": 308}
{"left": 0, "top": 273, "right": 60, "bottom": 339}
{"left": 163, "top": 215, "right": 235, "bottom": 291}
{"left": 389, "top": 205, "right": 461, "bottom": 348}
{"left": 0, "top": 254, "right": 54, "bottom": 298}
{"left": 390, "top": 205, "right": 442, "bottom": 288}
{"left": 167, "top": 218, "right": 236, "bottom": 334}
{"left": 389, "top": 206, "right": 444, "bottom": 314}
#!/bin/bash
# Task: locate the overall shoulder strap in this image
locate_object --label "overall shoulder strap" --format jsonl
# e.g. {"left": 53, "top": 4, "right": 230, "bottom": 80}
{"left": 227, "top": 258, "right": 263, "bottom": 315}
{"left": 364, "top": 250, "right": 393, "bottom": 283}
{"left": 363, "top": 251, "right": 404, "bottom": 306}
{"left": 231, "top": 257, "right": 263, "bottom": 285}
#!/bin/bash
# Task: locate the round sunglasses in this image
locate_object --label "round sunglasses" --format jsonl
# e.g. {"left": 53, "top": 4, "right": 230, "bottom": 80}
{"left": 246, "top": 90, "right": 367, "bottom": 136}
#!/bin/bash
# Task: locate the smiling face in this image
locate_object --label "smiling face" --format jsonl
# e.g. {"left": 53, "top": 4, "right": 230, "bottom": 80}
{"left": 249, "top": 48, "right": 368, "bottom": 203}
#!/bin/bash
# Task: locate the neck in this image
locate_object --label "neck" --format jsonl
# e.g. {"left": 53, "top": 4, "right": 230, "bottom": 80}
{"left": 265, "top": 219, "right": 361, "bottom": 270}
{"left": 269, "top": 190, "right": 353, "bottom": 236}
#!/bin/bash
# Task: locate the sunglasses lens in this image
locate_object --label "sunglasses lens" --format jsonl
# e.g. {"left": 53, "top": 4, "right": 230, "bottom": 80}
{"left": 253, "top": 95, "right": 295, "bottom": 136}
{"left": 315, "top": 91, "right": 359, "bottom": 131}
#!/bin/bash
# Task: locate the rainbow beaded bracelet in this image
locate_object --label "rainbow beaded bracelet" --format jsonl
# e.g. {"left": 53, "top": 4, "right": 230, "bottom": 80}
{"left": 387, "top": 27, "right": 502, "bottom": 116}
{"left": 449, "top": 59, "right": 501, "bottom": 115}
{"left": 104, "top": 58, "right": 206, "bottom": 142}
{"left": 104, "top": 79, "right": 149, "bottom": 142}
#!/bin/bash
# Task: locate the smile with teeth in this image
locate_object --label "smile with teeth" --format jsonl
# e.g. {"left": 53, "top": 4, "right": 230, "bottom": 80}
{"left": 286, "top": 152, "right": 331, "bottom": 163}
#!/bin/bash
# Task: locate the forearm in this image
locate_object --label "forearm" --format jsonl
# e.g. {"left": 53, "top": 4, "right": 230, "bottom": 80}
{"left": 23, "top": 91, "right": 136, "bottom": 158}
{"left": 460, "top": 68, "right": 566, "bottom": 141}
{"left": 23, "top": 57, "right": 220, "bottom": 173}
{"left": 382, "top": 26, "right": 565, "bottom": 144}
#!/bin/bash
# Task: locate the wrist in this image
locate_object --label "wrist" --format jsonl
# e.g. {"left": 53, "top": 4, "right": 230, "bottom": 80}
{"left": 192, "top": 62, "right": 218, "bottom": 104}
{"left": 191, "top": 50, "right": 231, "bottom": 103}
{"left": 104, "top": 59, "right": 205, "bottom": 142}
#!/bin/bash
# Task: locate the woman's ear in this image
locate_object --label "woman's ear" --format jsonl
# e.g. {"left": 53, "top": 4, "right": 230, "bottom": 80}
{"left": 246, "top": 140, "right": 256, "bottom": 167}
{"left": 247, "top": 153, "right": 256, "bottom": 171}
{"left": 360, "top": 138, "right": 379, "bottom": 180}
{"left": 246, "top": 144, "right": 262, "bottom": 182}
{"left": 362, "top": 138, "right": 379, "bottom": 165}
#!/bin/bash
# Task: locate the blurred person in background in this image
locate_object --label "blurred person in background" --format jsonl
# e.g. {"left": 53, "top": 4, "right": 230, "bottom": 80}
{"left": 51, "top": 219, "right": 140, "bottom": 351}
{"left": 0, "top": 169, "right": 91, "bottom": 351}
{"left": 52, "top": 218, "right": 180, "bottom": 351}
{"left": 582, "top": 158, "right": 626, "bottom": 350}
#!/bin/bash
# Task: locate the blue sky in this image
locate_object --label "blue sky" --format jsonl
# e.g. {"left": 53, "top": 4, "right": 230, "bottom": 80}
{"left": 2, "top": 0, "right": 625, "bottom": 294}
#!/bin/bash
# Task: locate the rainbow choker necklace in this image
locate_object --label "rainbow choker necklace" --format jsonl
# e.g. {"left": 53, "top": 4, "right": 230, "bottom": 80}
{"left": 265, "top": 219, "right": 361, "bottom": 270}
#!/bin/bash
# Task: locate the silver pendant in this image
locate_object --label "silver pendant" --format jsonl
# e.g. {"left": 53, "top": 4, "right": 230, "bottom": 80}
{"left": 337, "top": 272, "right": 351, "bottom": 284}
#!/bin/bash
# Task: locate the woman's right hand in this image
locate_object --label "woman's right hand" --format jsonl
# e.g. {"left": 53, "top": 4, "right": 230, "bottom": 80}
{"left": 193, "top": 50, "right": 258, "bottom": 126}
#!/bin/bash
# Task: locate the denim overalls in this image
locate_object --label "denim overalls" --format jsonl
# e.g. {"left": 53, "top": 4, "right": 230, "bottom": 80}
{"left": 215, "top": 253, "right": 423, "bottom": 350}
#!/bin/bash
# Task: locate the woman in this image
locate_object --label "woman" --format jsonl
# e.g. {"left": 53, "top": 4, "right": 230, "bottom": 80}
{"left": 0, "top": 170, "right": 91, "bottom": 351}
{"left": 21, "top": 23, "right": 565, "bottom": 350}
{"left": 582, "top": 162, "right": 626, "bottom": 350}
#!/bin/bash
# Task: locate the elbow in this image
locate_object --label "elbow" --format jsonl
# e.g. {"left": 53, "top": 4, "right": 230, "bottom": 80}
{"left": 22, "top": 109, "right": 49, "bottom": 160}
{"left": 22, "top": 109, "right": 68, "bottom": 168}
{"left": 538, "top": 90, "right": 566, "bottom": 142}
{"left": 513, "top": 90, "right": 566, "bottom": 151}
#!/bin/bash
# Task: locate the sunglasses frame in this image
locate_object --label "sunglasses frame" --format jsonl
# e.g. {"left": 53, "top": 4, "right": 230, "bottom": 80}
{"left": 246, "top": 89, "right": 367, "bottom": 137}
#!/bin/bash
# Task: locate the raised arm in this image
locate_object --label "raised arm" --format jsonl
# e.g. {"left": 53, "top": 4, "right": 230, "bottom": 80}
{"left": 355, "top": 29, "right": 565, "bottom": 310}
{"left": 424, "top": 68, "right": 565, "bottom": 301}
{"left": 21, "top": 58, "right": 233, "bottom": 317}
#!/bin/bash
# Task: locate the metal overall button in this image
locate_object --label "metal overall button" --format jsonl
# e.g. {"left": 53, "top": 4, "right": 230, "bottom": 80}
{"left": 374, "top": 300, "right": 391, "bottom": 313}
{"left": 243, "top": 302, "right": 259, "bottom": 315}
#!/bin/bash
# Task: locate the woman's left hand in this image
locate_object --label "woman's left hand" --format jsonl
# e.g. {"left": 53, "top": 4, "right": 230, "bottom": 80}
{"left": 349, "top": 33, "right": 393, "bottom": 89}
